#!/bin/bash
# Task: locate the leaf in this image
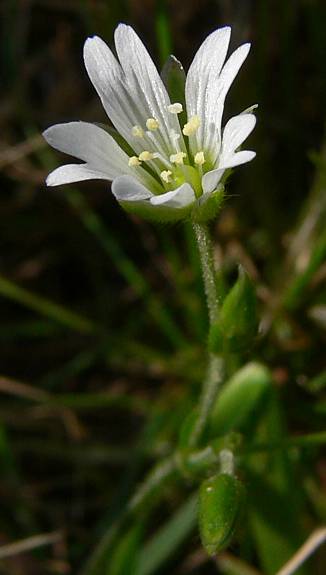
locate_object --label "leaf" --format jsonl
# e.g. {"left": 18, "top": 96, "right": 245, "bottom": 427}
{"left": 136, "top": 495, "right": 197, "bottom": 575}
{"left": 210, "top": 362, "right": 272, "bottom": 436}
{"left": 209, "top": 267, "right": 257, "bottom": 354}
{"left": 107, "top": 523, "right": 143, "bottom": 575}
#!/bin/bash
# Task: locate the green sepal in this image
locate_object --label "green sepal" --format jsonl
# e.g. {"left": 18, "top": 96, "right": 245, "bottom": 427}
{"left": 209, "top": 266, "right": 257, "bottom": 353}
{"left": 161, "top": 55, "right": 187, "bottom": 126}
{"left": 199, "top": 473, "right": 245, "bottom": 556}
{"left": 191, "top": 186, "right": 225, "bottom": 223}
{"left": 95, "top": 123, "right": 135, "bottom": 157}
{"left": 209, "top": 362, "right": 272, "bottom": 436}
{"left": 119, "top": 199, "right": 194, "bottom": 223}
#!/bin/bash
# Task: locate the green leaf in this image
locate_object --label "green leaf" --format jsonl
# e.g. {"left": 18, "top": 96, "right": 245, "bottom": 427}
{"left": 209, "top": 267, "right": 257, "bottom": 354}
{"left": 136, "top": 495, "right": 197, "bottom": 575}
{"left": 210, "top": 362, "right": 272, "bottom": 436}
{"left": 107, "top": 523, "right": 143, "bottom": 575}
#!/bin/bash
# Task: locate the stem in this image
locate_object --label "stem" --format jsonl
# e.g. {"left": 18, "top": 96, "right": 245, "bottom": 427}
{"left": 192, "top": 222, "right": 219, "bottom": 325}
{"left": 188, "top": 354, "right": 223, "bottom": 447}
{"left": 219, "top": 449, "right": 235, "bottom": 475}
{"left": 190, "top": 222, "right": 223, "bottom": 447}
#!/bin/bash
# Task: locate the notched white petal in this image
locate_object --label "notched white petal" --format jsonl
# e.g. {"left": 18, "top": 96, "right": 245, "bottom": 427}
{"left": 202, "top": 168, "right": 225, "bottom": 195}
{"left": 46, "top": 164, "right": 110, "bottom": 187}
{"left": 112, "top": 175, "right": 153, "bottom": 202}
{"left": 150, "top": 184, "right": 195, "bottom": 208}
{"left": 43, "top": 121, "right": 130, "bottom": 180}
{"left": 220, "top": 150, "right": 256, "bottom": 169}
{"left": 222, "top": 113, "right": 256, "bottom": 156}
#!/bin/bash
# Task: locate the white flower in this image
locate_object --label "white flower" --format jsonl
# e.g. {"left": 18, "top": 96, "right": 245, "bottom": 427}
{"left": 43, "top": 24, "right": 256, "bottom": 222}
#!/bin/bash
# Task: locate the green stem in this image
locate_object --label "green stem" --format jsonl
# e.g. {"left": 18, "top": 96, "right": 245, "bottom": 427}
{"left": 189, "top": 222, "right": 223, "bottom": 447}
{"left": 188, "top": 354, "right": 223, "bottom": 447}
{"left": 192, "top": 222, "right": 219, "bottom": 325}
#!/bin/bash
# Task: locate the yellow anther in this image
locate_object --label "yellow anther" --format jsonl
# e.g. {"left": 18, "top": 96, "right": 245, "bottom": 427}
{"left": 167, "top": 103, "right": 183, "bottom": 114}
{"left": 146, "top": 117, "right": 160, "bottom": 131}
{"left": 170, "top": 152, "right": 186, "bottom": 165}
{"left": 131, "top": 125, "right": 144, "bottom": 138}
{"left": 128, "top": 156, "right": 141, "bottom": 167}
{"left": 183, "top": 115, "right": 200, "bottom": 136}
{"left": 139, "top": 151, "right": 155, "bottom": 162}
{"left": 160, "top": 170, "right": 172, "bottom": 183}
{"left": 194, "top": 151, "right": 205, "bottom": 165}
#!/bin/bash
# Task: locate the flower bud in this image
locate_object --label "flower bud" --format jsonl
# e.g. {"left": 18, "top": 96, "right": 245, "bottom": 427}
{"left": 199, "top": 473, "right": 245, "bottom": 555}
{"left": 209, "top": 267, "right": 257, "bottom": 353}
{"left": 210, "top": 362, "right": 272, "bottom": 436}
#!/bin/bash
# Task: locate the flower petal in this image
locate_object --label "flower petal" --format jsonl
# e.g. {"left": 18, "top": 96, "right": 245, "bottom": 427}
{"left": 212, "top": 44, "right": 251, "bottom": 127}
{"left": 46, "top": 164, "right": 111, "bottom": 187}
{"left": 202, "top": 169, "right": 225, "bottom": 195}
{"left": 219, "top": 150, "right": 256, "bottom": 169}
{"left": 114, "top": 24, "right": 184, "bottom": 154}
{"left": 202, "top": 148, "right": 256, "bottom": 195}
{"left": 83, "top": 36, "right": 135, "bottom": 144}
{"left": 185, "top": 27, "right": 231, "bottom": 157}
{"left": 221, "top": 113, "right": 256, "bottom": 157}
{"left": 83, "top": 28, "right": 183, "bottom": 157}
{"left": 111, "top": 175, "right": 153, "bottom": 201}
{"left": 150, "top": 183, "right": 195, "bottom": 208}
{"left": 43, "top": 122, "right": 130, "bottom": 179}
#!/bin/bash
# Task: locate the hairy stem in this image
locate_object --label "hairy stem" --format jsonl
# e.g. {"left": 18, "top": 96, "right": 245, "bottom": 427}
{"left": 192, "top": 222, "right": 220, "bottom": 325}
{"left": 189, "top": 222, "right": 223, "bottom": 447}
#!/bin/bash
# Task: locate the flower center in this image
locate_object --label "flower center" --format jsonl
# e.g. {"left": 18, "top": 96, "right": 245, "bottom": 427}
{"left": 129, "top": 104, "right": 210, "bottom": 197}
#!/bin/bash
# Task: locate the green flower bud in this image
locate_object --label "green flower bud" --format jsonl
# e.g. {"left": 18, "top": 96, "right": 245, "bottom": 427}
{"left": 209, "top": 267, "right": 257, "bottom": 354}
{"left": 199, "top": 473, "right": 245, "bottom": 555}
{"left": 210, "top": 362, "right": 272, "bottom": 436}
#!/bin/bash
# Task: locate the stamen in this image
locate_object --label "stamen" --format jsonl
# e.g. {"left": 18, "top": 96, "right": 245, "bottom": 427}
{"left": 194, "top": 151, "right": 205, "bottom": 165}
{"left": 183, "top": 115, "right": 200, "bottom": 136}
{"left": 167, "top": 103, "right": 183, "bottom": 114}
{"left": 170, "top": 152, "right": 186, "bottom": 165}
{"left": 128, "top": 156, "right": 141, "bottom": 167}
{"left": 146, "top": 118, "right": 160, "bottom": 131}
{"left": 139, "top": 151, "right": 157, "bottom": 162}
{"left": 131, "top": 125, "right": 144, "bottom": 138}
{"left": 160, "top": 170, "right": 172, "bottom": 183}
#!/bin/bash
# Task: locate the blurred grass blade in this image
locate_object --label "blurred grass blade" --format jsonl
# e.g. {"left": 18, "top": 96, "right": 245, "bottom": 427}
{"left": 0, "top": 274, "right": 98, "bottom": 334}
{"left": 217, "top": 553, "right": 263, "bottom": 575}
{"left": 136, "top": 494, "right": 197, "bottom": 575}
{"left": 284, "top": 228, "right": 326, "bottom": 310}
{"left": 65, "top": 189, "right": 187, "bottom": 348}
{"left": 108, "top": 522, "right": 144, "bottom": 575}
{"left": 275, "top": 527, "right": 326, "bottom": 575}
{"left": 247, "top": 393, "right": 308, "bottom": 574}
{"left": 155, "top": 0, "right": 173, "bottom": 66}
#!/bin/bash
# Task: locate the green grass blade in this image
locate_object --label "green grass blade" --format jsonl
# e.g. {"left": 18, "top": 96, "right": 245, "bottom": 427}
{"left": 0, "top": 274, "right": 98, "bottom": 334}
{"left": 136, "top": 494, "right": 198, "bottom": 575}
